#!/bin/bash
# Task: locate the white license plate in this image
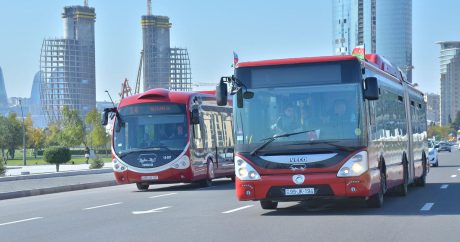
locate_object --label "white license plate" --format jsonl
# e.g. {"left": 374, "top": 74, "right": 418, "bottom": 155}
{"left": 285, "top": 188, "right": 315, "bottom": 196}
{"left": 141, "top": 176, "right": 158, "bottom": 181}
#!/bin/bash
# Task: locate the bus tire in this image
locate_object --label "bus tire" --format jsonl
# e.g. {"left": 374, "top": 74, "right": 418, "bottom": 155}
{"left": 367, "top": 167, "right": 385, "bottom": 208}
{"left": 415, "top": 157, "right": 427, "bottom": 187}
{"left": 200, "top": 160, "right": 214, "bottom": 187}
{"left": 395, "top": 158, "right": 408, "bottom": 196}
{"left": 260, "top": 200, "right": 278, "bottom": 210}
{"left": 136, "top": 183, "right": 149, "bottom": 191}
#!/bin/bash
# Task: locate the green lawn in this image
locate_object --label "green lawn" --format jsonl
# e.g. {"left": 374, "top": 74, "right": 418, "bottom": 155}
{"left": 3, "top": 149, "right": 112, "bottom": 166}
{"left": 5, "top": 157, "right": 112, "bottom": 166}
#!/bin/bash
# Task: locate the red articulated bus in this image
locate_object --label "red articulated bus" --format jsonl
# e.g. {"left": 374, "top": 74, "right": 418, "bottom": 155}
{"left": 102, "top": 88, "right": 234, "bottom": 190}
{"left": 216, "top": 54, "right": 428, "bottom": 209}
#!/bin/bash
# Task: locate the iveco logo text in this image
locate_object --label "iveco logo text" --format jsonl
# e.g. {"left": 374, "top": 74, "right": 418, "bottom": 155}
{"left": 289, "top": 157, "right": 308, "bottom": 163}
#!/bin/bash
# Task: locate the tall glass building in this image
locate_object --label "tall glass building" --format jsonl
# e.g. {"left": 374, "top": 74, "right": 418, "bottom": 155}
{"left": 0, "top": 66, "right": 8, "bottom": 115}
{"left": 333, "top": 0, "right": 412, "bottom": 83}
{"left": 332, "top": 0, "right": 376, "bottom": 55}
{"left": 437, "top": 41, "right": 460, "bottom": 125}
{"left": 376, "top": 0, "right": 412, "bottom": 82}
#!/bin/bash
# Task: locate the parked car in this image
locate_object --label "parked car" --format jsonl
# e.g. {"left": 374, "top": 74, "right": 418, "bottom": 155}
{"left": 437, "top": 141, "right": 451, "bottom": 152}
{"left": 427, "top": 140, "right": 439, "bottom": 167}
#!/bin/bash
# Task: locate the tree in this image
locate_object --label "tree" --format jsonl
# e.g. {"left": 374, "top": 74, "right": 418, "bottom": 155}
{"left": 6, "top": 113, "right": 22, "bottom": 159}
{"left": 60, "top": 107, "right": 85, "bottom": 147}
{"left": 30, "top": 128, "right": 45, "bottom": 159}
{"left": 452, "top": 111, "right": 460, "bottom": 131}
{"left": 85, "top": 108, "right": 109, "bottom": 152}
{"left": 43, "top": 146, "right": 71, "bottom": 172}
{"left": 0, "top": 116, "right": 8, "bottom": 160}
{"left": 45, "top": 122, "right": 61, "bottom": 147}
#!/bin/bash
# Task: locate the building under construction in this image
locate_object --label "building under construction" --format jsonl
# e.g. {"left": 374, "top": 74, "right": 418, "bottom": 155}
{"left": 40, "top": 2, "right": 96, "bottom": 123}
{"left": 141, "top": 0, "right": 191, "bottom": 92}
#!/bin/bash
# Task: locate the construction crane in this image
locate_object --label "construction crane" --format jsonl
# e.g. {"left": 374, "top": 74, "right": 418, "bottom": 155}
{"left": 135, "top": 50, "right": 144, "bottom": 94}
{"left": 119, "top": 78, "right": 133, "bottom": 99}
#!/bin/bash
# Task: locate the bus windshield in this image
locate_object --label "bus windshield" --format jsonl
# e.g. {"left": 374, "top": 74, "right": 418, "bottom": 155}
{"left": 234, "top": 83, "right": 364, "bottom": 153}
{"left": 113, "top": 103, "right": 187, "bottom": 167}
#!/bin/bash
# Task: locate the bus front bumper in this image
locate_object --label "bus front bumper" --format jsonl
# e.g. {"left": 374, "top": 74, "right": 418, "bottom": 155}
{"left": 235, "top": 170, "right": 379, "bottom": 201}
{"left": 114, "top": 168, "right": 192, "bottom": 184}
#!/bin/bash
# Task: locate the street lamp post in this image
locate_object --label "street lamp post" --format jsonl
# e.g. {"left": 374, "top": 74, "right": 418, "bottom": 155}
{"left": 18, "top": 99, "right": 26, "bottom": 166}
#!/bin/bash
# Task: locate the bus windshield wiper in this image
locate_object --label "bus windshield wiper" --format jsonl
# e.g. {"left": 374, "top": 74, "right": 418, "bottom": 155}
{"left": 290, "top": 140, "right": 355, "bottom": 152}
{"left": 250, "top": 130, "right": 318, "bottom": 156}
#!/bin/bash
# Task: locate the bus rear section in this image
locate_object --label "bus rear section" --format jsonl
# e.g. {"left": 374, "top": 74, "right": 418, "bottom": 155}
{"left": 216, "top": 54, "right": 428, "bottom": 209}
{"left": 104, "top": 89, "right": 234, "bottom": 190}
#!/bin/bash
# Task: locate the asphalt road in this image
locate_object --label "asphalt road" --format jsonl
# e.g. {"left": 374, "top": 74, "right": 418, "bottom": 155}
{"left": 1, "top": 148, "right": 460, "bottom": 242}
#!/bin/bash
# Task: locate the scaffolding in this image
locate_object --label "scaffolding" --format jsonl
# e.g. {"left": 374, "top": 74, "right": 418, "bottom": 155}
{"left": 40, "top": 4, "right": 96, "bottom": 123}
{"left": 170, "top": 48, "right": 192, "bottom": 91}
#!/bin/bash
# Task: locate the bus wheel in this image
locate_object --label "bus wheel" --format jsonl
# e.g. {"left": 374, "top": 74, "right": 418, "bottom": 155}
{"left": 415, "top": 158, "right": 427, "bottom": 187}
{"left": 367, "top": 168, "right": 385, "bottom": 208}
{"left": 136, "top": 183, "right": 149, "bottom": 191}
{"left": 260, "top": 200, "right": 278, "bottom": 210}
{"left": 395, "top": 160, "right": 408, "bottom": 196}
{"left": 200, "top": 160, "right": 214, "bottom": 187}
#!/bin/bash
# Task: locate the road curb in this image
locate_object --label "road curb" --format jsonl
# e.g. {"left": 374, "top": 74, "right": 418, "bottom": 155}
{"left": 0, "top": 168, "right": 113, "bottom": 182}
{"left": 0, "top": 180, "right": 118, "bottom": 200}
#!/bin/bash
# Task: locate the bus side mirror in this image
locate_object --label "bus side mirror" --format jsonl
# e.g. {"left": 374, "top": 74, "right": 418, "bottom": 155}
{"left": 216, "top": 80, "right": 228, "bottom": 106}
{"left": 191, "top": 108, "right": 200, "bottom": 125}
{"left": 101, "top": 110, "right": 109, "bottom": 126}
{"left": 364, "top": 77, "right": 379, "bottom": 100}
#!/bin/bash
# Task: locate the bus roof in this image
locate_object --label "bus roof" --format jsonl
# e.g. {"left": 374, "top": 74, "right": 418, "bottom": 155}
{"left": 237, "top": 54, "right": 424, "bottom": 96}
{"left": 237, "top": 55, "right": 358, "bottom": 68}
{"left": 118, "top": 88, "right": 214, "bottom": 108}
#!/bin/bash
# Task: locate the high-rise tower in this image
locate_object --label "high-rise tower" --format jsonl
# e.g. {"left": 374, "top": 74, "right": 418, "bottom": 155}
{"left": 0, "top": 66, "right": 8, "bottom": 112}
{"left": 332, "top": 0, "right": 376, "bottom": 55}
{"left": 40, "top": 1, "right": 96, "bottom": 123}
{"left": 141, "top": 0, "right": 171, "bottom": 91}
{"left": 437, "top": 41, "right": 460, "bottom": 126}
{"left": 376, "top": 0, "right": 412, "bottom": 82}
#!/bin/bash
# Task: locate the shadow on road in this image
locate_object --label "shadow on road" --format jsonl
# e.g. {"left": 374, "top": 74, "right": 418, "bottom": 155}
{"left": 133, "top": 179, "right": 235, "bottom": 193}
{"left": 260, "top": 182, "right": 460, "bottom": 216}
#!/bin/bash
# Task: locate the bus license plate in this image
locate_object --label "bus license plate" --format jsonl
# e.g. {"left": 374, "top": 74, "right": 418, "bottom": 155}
{"left": 141, "top": 176, "right": 158, "bottom": 181}
{"left": 285, "top": 188, "right": 315, "bottom": 196}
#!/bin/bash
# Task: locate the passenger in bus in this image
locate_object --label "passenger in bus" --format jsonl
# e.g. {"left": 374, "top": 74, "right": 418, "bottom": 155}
{"left": 169, "top": 124, "right": 187, "bottom": 139}
{"left": 326, "top": 99, "right": 356, "bottom": 138}
{"left": 272, "top": 105, "right": 302, "bottom": 134}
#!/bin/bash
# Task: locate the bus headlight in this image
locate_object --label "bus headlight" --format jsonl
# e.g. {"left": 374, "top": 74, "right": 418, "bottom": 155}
{"left": 113, "top": 158, "right": 127, "bottom": 172}
{"left": 235, "top": 156, "right": 261, "bottom": 181}
{"left": 170, "top": 156, "right": 190, "bottom": 169}
{"left": 337, "top": 151, "right": 368, "bottom": 177}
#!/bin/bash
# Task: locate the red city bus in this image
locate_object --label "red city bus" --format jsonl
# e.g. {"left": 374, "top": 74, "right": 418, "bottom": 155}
{"left": 216, "top": 54, "right": 428, "bottom": 209}
{"left": 102, "top": 88, "right": 234, "bottom": 190}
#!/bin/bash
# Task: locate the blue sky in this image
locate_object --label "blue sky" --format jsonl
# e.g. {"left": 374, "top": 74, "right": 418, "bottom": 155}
{"left": 0, "top": 0, "right": 459, "bottom": 101}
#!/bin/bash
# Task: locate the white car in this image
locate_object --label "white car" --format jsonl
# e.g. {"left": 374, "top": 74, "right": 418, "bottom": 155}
{"left": 428, "top": 140, "right": 439, "bottom": 167}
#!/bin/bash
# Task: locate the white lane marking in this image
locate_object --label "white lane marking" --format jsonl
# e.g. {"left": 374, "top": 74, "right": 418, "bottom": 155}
{"left": 440, "top": 184, "right": 449, "bottom": 189}
{"left": 222, "top": 205, "right": 254, "bottom": 214}
{"left": 0, "top": 217, "right": 43, "bottom": 227}
{"left": 451, "top": 175, "right": 457, "bottom": 178}
{"left": 149, "top": 193, "right": 177, "bottom": 199}
{"left": 83, "top": 202, "right": 122, "bottom": 210}
{"left": 458, "top": 168, "right": 460, "bottom": 171}
{"left": 132, "top": 206, "right": 171, "bottom": 215}
{"left": 420, "top": 203, "right": 434, "bottom": 211}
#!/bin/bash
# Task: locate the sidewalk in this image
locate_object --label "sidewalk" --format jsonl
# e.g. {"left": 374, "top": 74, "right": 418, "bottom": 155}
{"left": 0, "top": 163, "right": 118, "bottom": 200}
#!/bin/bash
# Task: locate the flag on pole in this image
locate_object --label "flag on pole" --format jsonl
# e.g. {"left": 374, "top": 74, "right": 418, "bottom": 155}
{"left": 233, "top": 51, "right": 239, "bottom": 66}
{"left": 352, "top": 45, "right": 366, "bottom": 60}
